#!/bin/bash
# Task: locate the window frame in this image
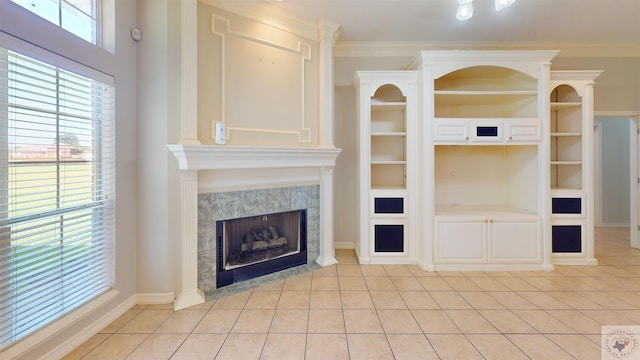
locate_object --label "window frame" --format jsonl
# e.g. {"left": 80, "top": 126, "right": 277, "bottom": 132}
{"left": 0, "top": 33, "right": 115, "bottom": 351}
{"left": 9, "top": 0, "right": 101, "bottom": 46}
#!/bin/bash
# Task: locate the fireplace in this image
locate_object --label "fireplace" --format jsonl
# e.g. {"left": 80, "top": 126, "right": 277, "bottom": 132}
{"left": 170, "top": 145, "right": 340, "bottom": 308}
{"left": 216, "top": 209, "right": 307, "bottom": 287}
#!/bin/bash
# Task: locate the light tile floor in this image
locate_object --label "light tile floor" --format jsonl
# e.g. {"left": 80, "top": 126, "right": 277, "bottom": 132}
{"left": 65, "top": 227, "right": 640, "bottom": 359}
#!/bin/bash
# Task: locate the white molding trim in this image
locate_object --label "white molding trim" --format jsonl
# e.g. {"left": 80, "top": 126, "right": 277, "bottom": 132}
{"left": 3, "top": 290, "right": 124, "bottom": 360}
{"left": 180, "top": 0, "right": 200, "bottom": 145}
{"left": 318, "top": 18, "right": 341, "bottom": 147}
{"left": 136, "top": 292, "right": 175, "bottom": 305}
{"left": 168, "top": 145, "right": 341, "bottom": 171}
{"left": 201, "top": 0, "right": 319, "bottom": 41}
{"left": 212, "top": 15, "right": 312, "bottom": 144}
{"left": 335, "top": 41, "right": 640, "bottom": 58}
{"left": 40, "top": 294, "right": 135, "bottom": 360}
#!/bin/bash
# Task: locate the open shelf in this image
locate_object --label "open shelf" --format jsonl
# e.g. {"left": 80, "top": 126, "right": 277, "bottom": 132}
{"left": 370, "top": 84, "right": 407, "bottom": 189}
{"left": 434, "top": 66, "right": 539, "bottom": 119}
{"left": 434, "top": 145, "right": 539, "bottom": 213}
{"left": 550, "top": 84, "right": 583, "bottom": 190}
{"left": 434, "top": 66, "right": 538, "bottom": 92}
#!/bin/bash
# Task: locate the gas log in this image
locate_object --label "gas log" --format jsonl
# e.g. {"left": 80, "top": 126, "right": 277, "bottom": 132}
{"left": 240, "top": 225, "right": 288, "bottom": 253}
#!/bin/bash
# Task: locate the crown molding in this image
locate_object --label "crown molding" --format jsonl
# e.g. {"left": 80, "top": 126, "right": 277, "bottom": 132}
{"left": 200, "top": 0, "right": 320, "bottom": 41}
{"left": 335, "top": 41, "right": 640, "bottom": 58}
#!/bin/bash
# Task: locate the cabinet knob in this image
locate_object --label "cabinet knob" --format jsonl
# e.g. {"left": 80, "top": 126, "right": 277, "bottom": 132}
{"left": 509, "top": 136, "right": 512, "bottom": 140}
{"left": 465, "top": 136, "right": 469, "bottom": 141}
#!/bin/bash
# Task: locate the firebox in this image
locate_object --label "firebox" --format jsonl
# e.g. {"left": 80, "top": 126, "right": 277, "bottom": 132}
{"left": 216, "top": 209, "right": 307, "bottom": 287}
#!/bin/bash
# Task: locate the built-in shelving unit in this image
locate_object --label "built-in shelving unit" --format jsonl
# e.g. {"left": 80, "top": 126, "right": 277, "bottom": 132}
{"left": 549, "top": 71, "right": 602, "bottom": 265}
{"left": 418, "top": 50, "right": 557, "bottom": 271}
{"left": 352, "top": 51, "right": 602, "bottom": 272}
{"left": 354, "top": 71, "right": 418, "bottom": 264}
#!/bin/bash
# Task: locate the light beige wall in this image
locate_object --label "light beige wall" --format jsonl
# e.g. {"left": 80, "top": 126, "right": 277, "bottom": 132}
{"left": 136, "top": 0, "right": 173, "bottom": 295}
{"left": 197, "top": 3, "right": 320, "bottom": 147}
{"left": 333, "top": 85, "right": 358, "bottom": 247}
{"left": 551, "top": 56, "right": 640, "bottom": 112}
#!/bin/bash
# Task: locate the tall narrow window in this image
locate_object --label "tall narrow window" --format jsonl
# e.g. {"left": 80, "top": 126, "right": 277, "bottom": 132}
{"left": 0, "top": 45, "right": 114, "bottom": 349}
{"left": 9, "top": 0, "right": 99, "bottom": 44}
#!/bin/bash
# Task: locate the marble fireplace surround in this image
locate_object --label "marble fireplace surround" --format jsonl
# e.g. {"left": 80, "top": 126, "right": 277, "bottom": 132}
{"left": 199, "top": 186, "right": 318, "bottom": 298}
{"left": 168, "top": 145, "right": 341, "bottom": 309}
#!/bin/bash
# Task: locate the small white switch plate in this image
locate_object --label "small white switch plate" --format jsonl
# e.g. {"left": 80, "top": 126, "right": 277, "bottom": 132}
{"left": 214, "top": 122, "right": 226, "bottom": 145}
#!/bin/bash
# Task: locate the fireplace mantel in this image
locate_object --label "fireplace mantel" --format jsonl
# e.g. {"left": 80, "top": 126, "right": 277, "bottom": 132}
{"left": 168, "top": 144, "right": 341, "bottom": 310}
{"left": 168, "top": 144, "right": 341, "bottom": 170}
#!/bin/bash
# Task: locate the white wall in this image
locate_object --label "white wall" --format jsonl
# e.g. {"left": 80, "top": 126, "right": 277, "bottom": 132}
{"left": 0, "top": 0, "right": 138, "bottom": 358}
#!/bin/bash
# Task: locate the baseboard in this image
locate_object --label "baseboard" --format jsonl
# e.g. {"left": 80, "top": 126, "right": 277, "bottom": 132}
{"left": 597, "top": 223, "right": 630, "bottom": 228}
{"left": 136, "top": 292, "right": 175, "bottom": 305}
{"left": 40, "top": 292, "right": 136, "bottom": 360}
{"left": 0, "top": 290, "right": 133, "bottom": 360}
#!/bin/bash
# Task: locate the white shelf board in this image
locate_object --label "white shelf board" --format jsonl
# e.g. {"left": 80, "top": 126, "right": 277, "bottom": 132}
{"left": 434, "top": 204, "right": 538, "bottom": 218}
{"left": 551, "top": 102, "right": 581, "bottom": 110}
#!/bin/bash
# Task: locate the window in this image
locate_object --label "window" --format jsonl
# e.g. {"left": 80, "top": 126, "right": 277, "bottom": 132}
{"left": 9, "top": 0, "right": 99, "bottom": 44}
{"left": 0, "top": 44, "right": 114, "bottom": 349}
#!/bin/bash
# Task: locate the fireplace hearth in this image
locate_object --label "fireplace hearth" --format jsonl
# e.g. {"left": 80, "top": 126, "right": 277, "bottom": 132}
{"left": 216, "top": 209, "right": 307, "bottom": 287}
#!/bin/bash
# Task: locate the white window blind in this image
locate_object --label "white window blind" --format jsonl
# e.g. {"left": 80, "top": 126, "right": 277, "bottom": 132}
{"left": 0, "top": 44, "right": 115, "bottom": 349}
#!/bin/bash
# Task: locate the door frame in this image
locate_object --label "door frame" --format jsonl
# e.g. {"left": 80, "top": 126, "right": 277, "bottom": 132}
{"left": 595, "top": 111, "right": 640, "bottom": 249}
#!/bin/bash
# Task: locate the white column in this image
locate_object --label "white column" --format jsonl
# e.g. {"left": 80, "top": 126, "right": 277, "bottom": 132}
{"left": 174, "top": 0, "right": 204, "bottom": 310}
{"left": 539, "top": 62, "right": 553, "bottom": 271}
{"left": 317, "top": 19, "right": 341, "bottom": 148}
{"left": 180, "top": 0, "right": 201, "bottom": 145}
{"left": 316, "top": 166, "right": 339, "bottom": 266}
{"left": 583, "top": 81, "right": 598, "bottom": 264}
{"left": 174, "top": 170, "right": 205, "bottom": 310}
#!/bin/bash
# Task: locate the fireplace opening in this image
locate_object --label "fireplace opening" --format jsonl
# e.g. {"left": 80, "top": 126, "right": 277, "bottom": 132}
{"left": 216, "top": 209, "right": 307, "bottom": 287}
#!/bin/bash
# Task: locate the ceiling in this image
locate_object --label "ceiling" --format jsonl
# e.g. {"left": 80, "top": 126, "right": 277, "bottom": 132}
{"left": 213, "top": 0, "right": 640, "bottom": 47}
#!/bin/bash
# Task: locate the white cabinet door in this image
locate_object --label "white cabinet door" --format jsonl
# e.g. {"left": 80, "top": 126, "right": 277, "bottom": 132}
{"left": 489, "top": 218, "right": 541, "bottom": 263}
{"left": 505, "top": 119, "right": 541, "bottom": 142}
{"left": 433, "top": 119, "right": 468, "bottom": 142}
{"left": 435, "top": 217, "right": 487, "bottom": 263}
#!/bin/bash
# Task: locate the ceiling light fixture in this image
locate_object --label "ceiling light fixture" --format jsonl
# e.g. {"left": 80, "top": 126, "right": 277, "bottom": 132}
{"left": 456, "top": 0, "right": 516, "bottom": 20}
{"left": 456, "top": 0, "right": 474, "bottom": 21}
